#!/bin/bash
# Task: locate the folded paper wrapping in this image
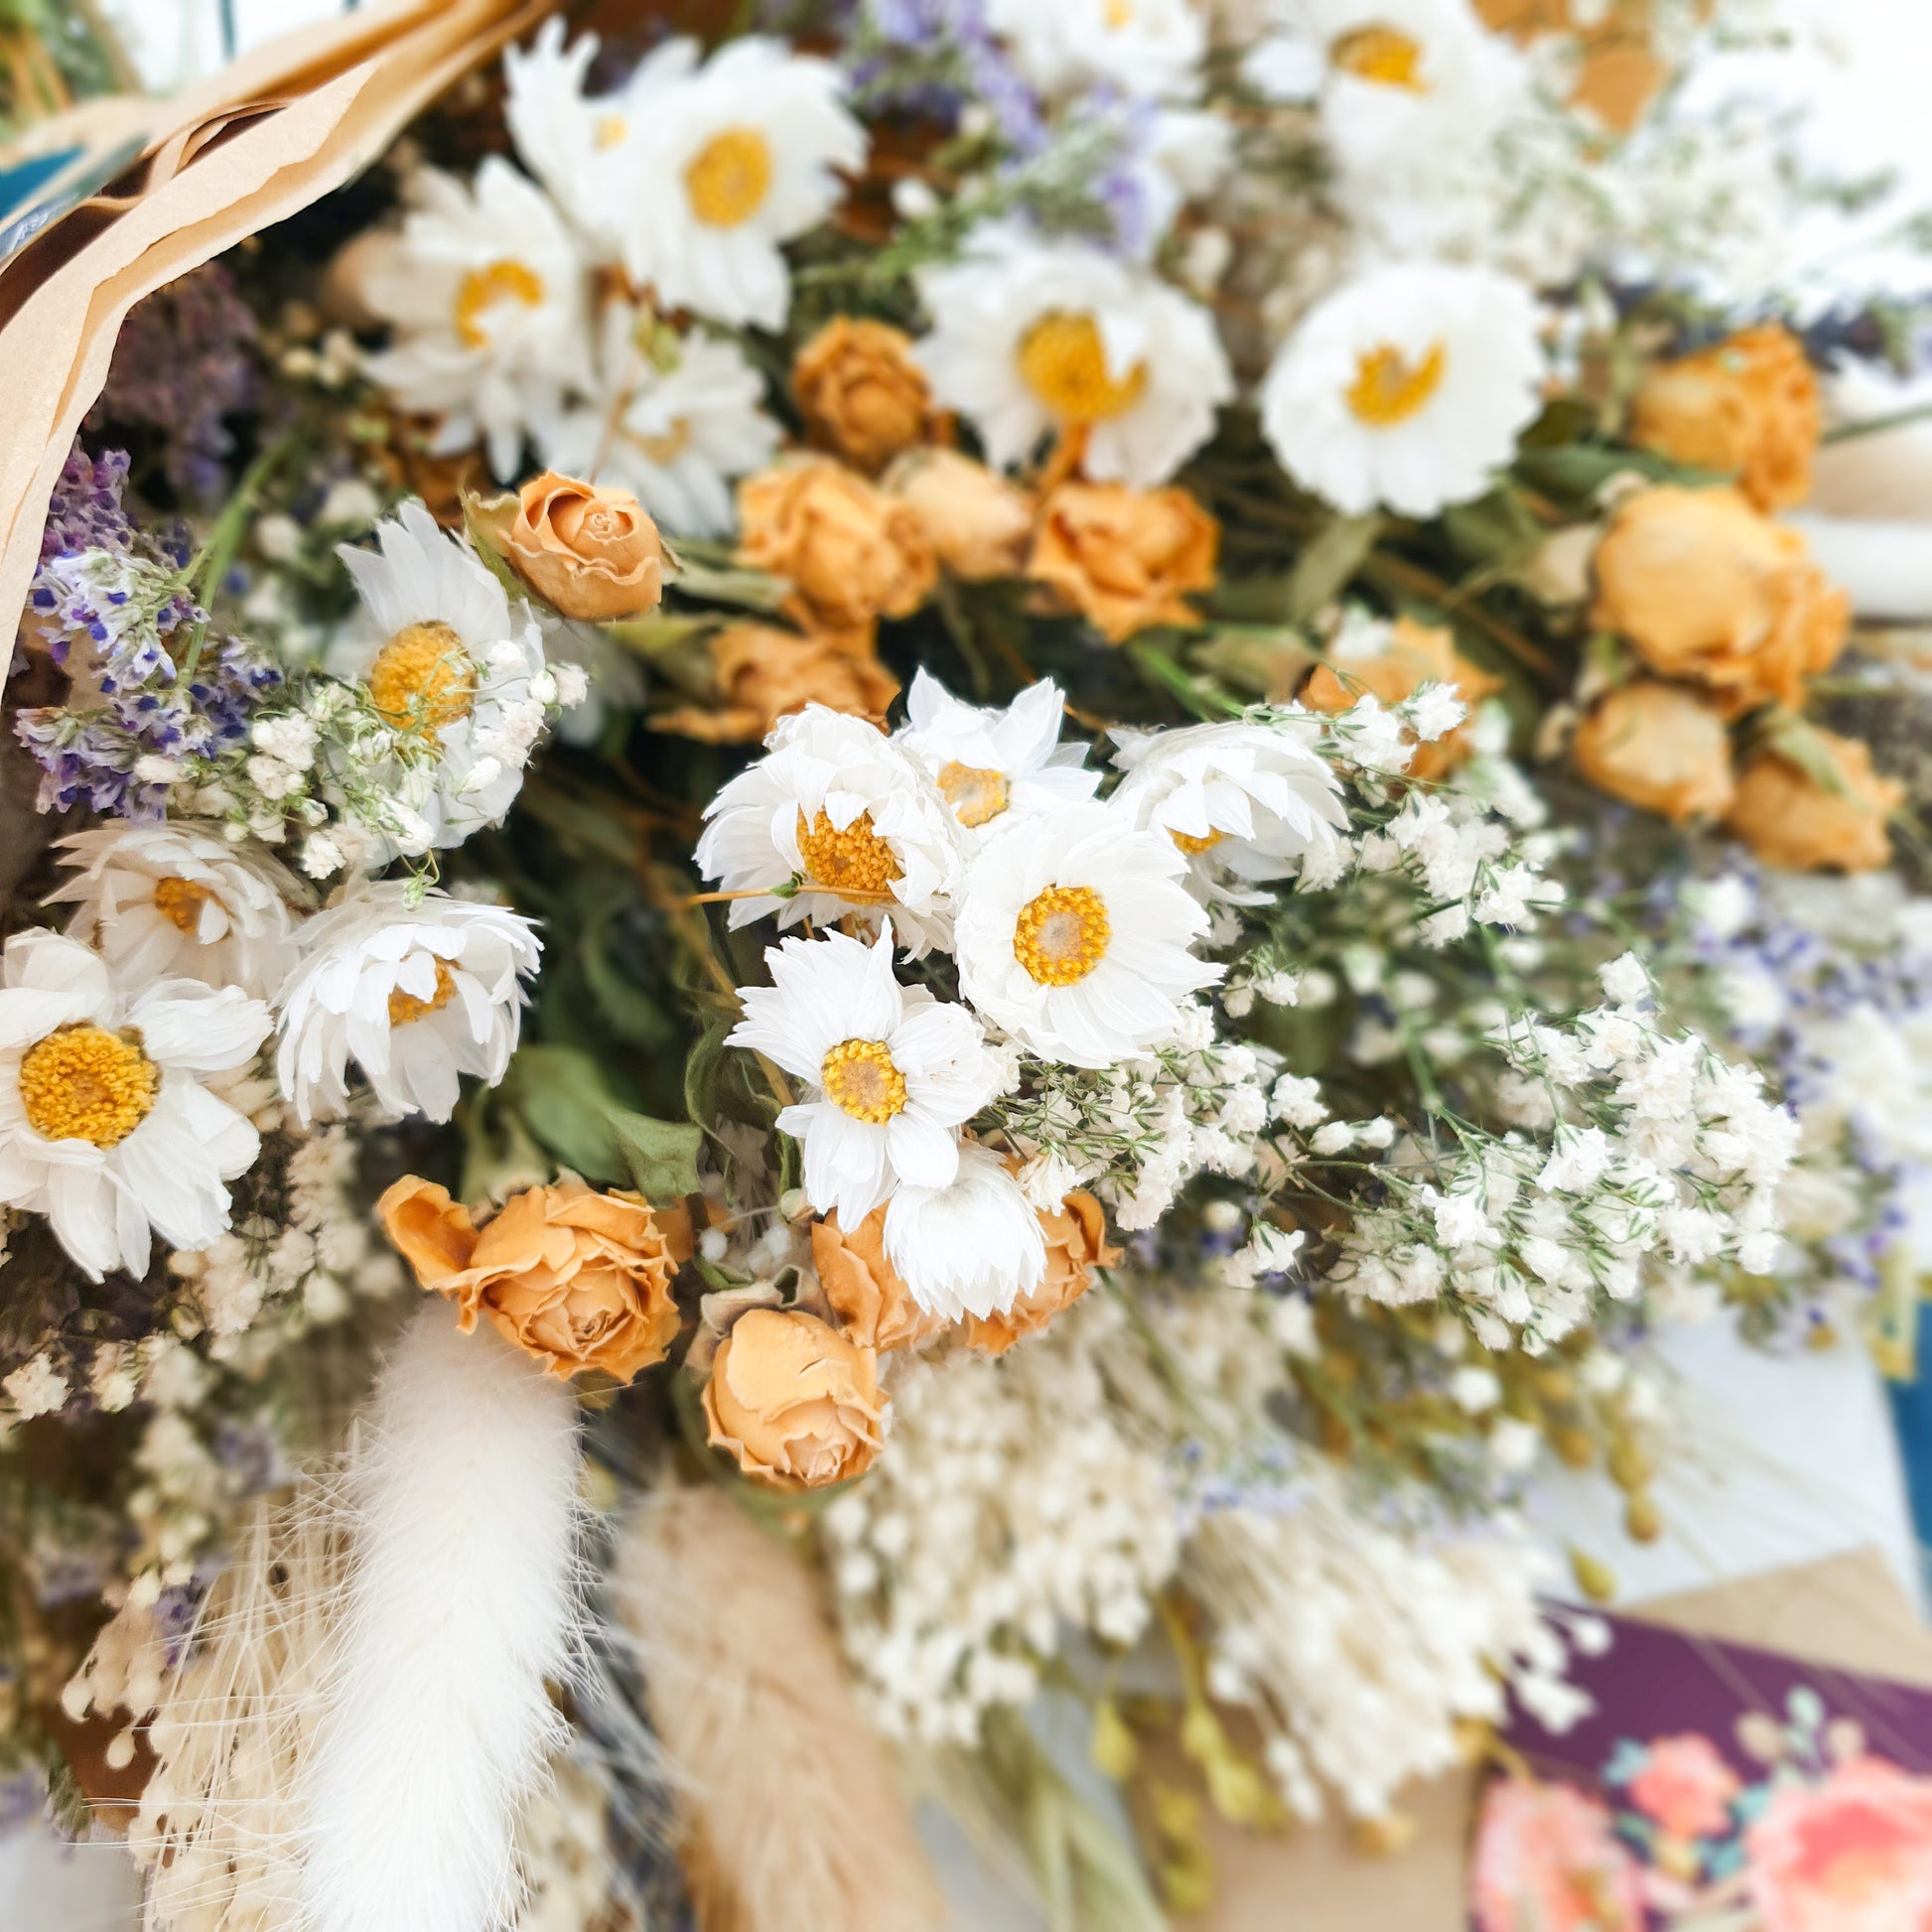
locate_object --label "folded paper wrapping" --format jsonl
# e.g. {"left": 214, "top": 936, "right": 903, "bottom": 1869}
{"left": 0, "top": 0, "right": 548, "bottom": 659}
{"left": 1195, "top": 1545, "right": 1932, "bottom": 1931}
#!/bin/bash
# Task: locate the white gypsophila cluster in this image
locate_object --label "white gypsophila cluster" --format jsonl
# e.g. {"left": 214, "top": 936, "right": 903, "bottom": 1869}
{"left": 1326, "top": 954, "right": 1799, "bottom": 1347}
{"left": 822, "top": 1293, "right": 1181, "bottom": 1746}
{"left": 987, "top": 1003, "right": 1284, "bottom": 1231}
{"left": 166, "top": 1123, "right": 409, "bottom": 1359}
{"left": 1187, "top": 1494, "right": 1586, "bottom": 1822}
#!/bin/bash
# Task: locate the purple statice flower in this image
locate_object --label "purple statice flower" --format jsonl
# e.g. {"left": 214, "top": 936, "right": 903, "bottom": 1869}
{"left": 39, "top": 445, "right": 134, "bottom": 561}
{"left": 89, "top": 262, "right": 259, "bottom": 501}
{"left": 850, "top": 0, "right": 1046, "bottom": 152}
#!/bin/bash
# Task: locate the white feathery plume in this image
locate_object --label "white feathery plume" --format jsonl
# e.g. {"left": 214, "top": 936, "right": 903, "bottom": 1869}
{"left": 299, "top": 1297, "right": 584, "bottom": 1932}
{"left": 615, "top": 1484, "right": 946, "bottom": 1932}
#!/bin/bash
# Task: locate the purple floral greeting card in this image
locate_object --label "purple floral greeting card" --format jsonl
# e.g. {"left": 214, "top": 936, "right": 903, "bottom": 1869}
{"left": 1469, "top": 1607, "right": 1932, "bottom": 1930}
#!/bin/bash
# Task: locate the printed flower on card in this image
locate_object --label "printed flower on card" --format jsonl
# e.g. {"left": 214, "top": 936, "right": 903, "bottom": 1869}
{"left": 728, "top": 928, "right": 1003, "bottom": 1227}
{"left": 360, "top": 159, "right": 594, "bottom": 482}
{"left": 1470, "top": 1776, "right": 1645, "bottom": 1932}
{"left": 954, "top": 799, "right": 1220, "bottom": 1067}
{"left": 330, "top": 503, "right": 551, "bottom": 849}
{"left": 275, "top": 883, "right": 540, "bottom": 1125}
{"left": 0, "top": 930, "right": 271, "bottom": 1280}
{"left": 1746, "top": 1755, "right": 1932, "bottom": 1932}
{"left": 916, "top": 224, "right": 1233, "bottom": 489}
{"left": 1260, "top": 261, "right": 1545, "bottom": 518}
{"left": 1625, "top": 1733, "right": 1742, "bottom": 1843}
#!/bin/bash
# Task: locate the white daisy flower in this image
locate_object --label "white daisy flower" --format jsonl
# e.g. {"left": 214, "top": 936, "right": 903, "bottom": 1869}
{"left": 984, "top": 0, "right": 1207, "bottom": 100}
{"left": 50, "top": 825, "right": 304, "bottom": 1003}
{"left": 954, "top": 800, "right": 1220, "bottom": 1067}
{"left": 330, "top": 502, "right": 551, "bottom": 849}
{"left": 507, "top": 23, "right": 864, "bottom": 330}
{"left": 538, "top": 311, "right": 780, "bottom": 538}
{"left": 895, "top": 670, "right": 1100, "bottom": 840}
{"left": 728, "top": 929, "right": 1001, "bottom": 1228}
{"left": 884, "top": 1140, "right": 1046, "bottom": 1321}
{"left": 915, "top": 223, "right": 1233, "bottom": 489}
{"left": 1111, "top": 718, "right": 1349, "bottom": 901}
{"left": 0, "top": 931, "right": 271, "bottom": 1281}
{"left": 694, "top": 706, "right": 965, "bottom": 958}
{"left": 1258, "top": 262, "right": 1545, "bottom": 517}
{"left": 275, "top": 884, "right": 541, "bottom": 1126}
{"left": 1243, "top": 0, "right": 1525, "bottom": 182}
{"left": 359, "top": 159, "right": 595, "bottom": 482}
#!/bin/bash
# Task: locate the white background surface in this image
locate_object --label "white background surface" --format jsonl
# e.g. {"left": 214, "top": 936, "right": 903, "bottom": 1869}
{"left": 10, "top": 2, "right": 1932, "bottom": 1926}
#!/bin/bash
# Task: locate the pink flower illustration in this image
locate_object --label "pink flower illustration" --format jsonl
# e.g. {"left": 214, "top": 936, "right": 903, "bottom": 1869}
{"left": 1471, "top": 1776, "right": 1646, "bottom": 1932}
{"left": 1747, "top": 1754, "right": 1932, "bottom": 1932}
{"left": 1627, "top": 1733, "right": 1742, "bottom": 1842}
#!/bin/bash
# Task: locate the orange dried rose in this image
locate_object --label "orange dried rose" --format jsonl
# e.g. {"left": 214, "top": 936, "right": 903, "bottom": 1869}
{"left": 967, "top": 1189, "right": 1119, "bottom": 1355}
{"left": 377, "top": 1175, "right": 685, "bottom": 1382}
{"left": 1725, "top": 731, "right": 1902, "bottom": 874}
{"left": 1629, "top": 326, "right": 1821, "bottom": 513}
{"left": 812, "top": 1208, "right": 947, "bottom": 1352}
{"left": 1590, "top": 486, "right": 1848, "bottom": 716}
{"left": 737, "top": 456, "right": 937, "bottom": 645}
{"left": 656, "top": 622, "right": 900, "bottom": 744}
{"left": 1029, "top": 481, "right": 1219, "bottom": 642}
{"left": 503, "top": 472, "right": 664, "bottom": 621}
{"left": 792, "top": 317, "right": 933, "bottom": 474}
{"left": 1301, "top": 616, "right": 1504, "bottom": 781}
{"left": 1474, "top": 0, "right": 1682, "bottom": 133}
{"left": 701, "top": 1308, "right": 886, "bottom": 1491}
{"left": 1571, "top": 679, "right": 1736, "bottom": 824}
{"left": 884, "top": 447, "right": 1035, "bottom": 582}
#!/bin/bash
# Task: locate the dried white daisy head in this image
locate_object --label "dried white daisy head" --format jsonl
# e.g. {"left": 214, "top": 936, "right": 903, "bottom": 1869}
{"left": 884, "top": 1139, "right": 1047, "bottom": 1321}
{"left": 50, "top": 824, "right": 305, "bottom": 1003}
{"left": 915, "top": 223, "right": 1233, "bottom": 489}
{"left": 984, "top": 0, "right": 1207, "bottom": 101}
{"left": 359, "top": 158, "right": 594, "bottom": 482}
{"left": 728, "top": 928, "right": 1002, "bottom": 1228}
{"left": 330, "top": 502, "right": 552, "bottom": 851}
{"left": 1110, "top": 718, "right": 1349, "bottom": 900}
{"left": 895, "top": 670, "right": 1100, "bottom": 842}
{"left": 507, "top": 23, "right": 864, "bottom": 330}
{"left": 954, "top": 799, "right": 1221, "bottom": 1067}
{"left": 0, "top": 930, "right": 272, "bottom": 1280}
{"left": 539, "top": 310, "right": 780, "bottom": 538}
{"left": 694, "top": 705, "right": 965, "bottom": 957}
{"left": 1259, "top": 261, "right": 1545, "bottom": 518}
{"left": 275, "top": 884, "right": 541, "bottom": 1125}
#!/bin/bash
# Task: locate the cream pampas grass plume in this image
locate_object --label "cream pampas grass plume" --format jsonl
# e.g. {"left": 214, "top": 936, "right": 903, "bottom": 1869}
{"left": 299, "top": 1297, "right": 583, "bottom": 1932}
{"left": 616, "top": 1485, "right": 945, "bottom": 1932}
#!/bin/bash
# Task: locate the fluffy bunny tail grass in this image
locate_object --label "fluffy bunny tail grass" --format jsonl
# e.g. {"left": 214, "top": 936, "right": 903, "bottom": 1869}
{"left": 615, "top": 1484, "right": 946, "bottom": 1932}
{"left": 299, "top": 1299, "right": 583, "bottom": 1932}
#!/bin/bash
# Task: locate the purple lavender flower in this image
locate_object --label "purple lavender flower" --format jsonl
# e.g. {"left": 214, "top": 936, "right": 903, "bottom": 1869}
{"left": 88, "top": 262, "right": 258, "bottom": 501}
{"left": 38, "top": 445, "right": 134, "bottom": 561}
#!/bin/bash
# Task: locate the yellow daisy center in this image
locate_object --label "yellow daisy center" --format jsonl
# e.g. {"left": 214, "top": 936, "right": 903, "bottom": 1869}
{"left": 367, "top": 621, "right": 478, "bottom": 738}
{"left": 628, "top": 419, "right": 694, "bottom": 466}
{"left": 1018, "top": 313, "right": 1149, "bottom": 426}
{"left": 1344, "top": 342, "right": 1447, "bottom": 428}
{"left": 820, "top": 1037, "right": 908, "bottom": 1124}
{"left": 1014, "top": 885, "right": 1111, "bottom": 987}
{"left": 454, "top": 259, "right": 546, "bottom": 349}
{"left": 1331, "top": 24, "right": 1428, "bottom": 91}
{"left": 685, "top": 128, "right": 774, "bottom": 227}
{"left": 1171, "top": 826, "right": 1225, "bottom": 856}
{"left": 595, "top": 113, "right": 628, "bottom": 150}
{"left": 387, "top": 957, "right": 459, "bottom": 1029}
{"left": 20, "top": 1025, "right": 158, "bottom": 1148}
{"left": 937, "top": 761, "right": 1011, "bottom": 829}
{"left": 1103, "top": 0, "right": 1136, "bottom": 24}
{"left": 795, "top": 810, "right": 903, "bottom": 897}
{"left": 153, "top": 876, "right": 213, "bottom": 935}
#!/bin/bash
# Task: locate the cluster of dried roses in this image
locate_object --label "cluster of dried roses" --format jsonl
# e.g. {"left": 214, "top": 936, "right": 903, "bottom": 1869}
{"left": 1565, "top": 325, "right": 1899, "bottom": 873}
